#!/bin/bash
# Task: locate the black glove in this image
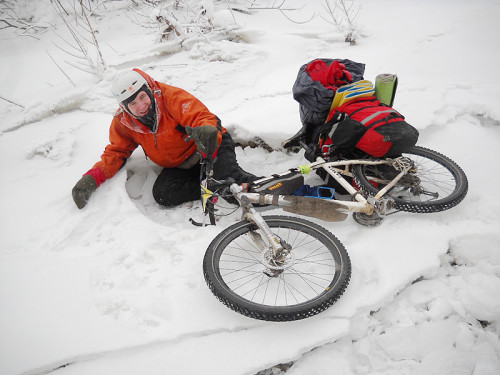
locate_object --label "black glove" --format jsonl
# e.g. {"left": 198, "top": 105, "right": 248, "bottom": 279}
{"left": 72, "top": 175, "right": 98, "bottom": 209}
{"left": 304, "top": 143, "right": 320, "bottom": 162}
{"left": 185, "top": 125, "right": 220, "bottom": 157}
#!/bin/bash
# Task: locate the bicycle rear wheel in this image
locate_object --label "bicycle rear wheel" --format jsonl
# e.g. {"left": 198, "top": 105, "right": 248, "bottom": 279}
{"left": 352, "top": 146, "right": 468, "bottom": 213}
{"left": 203, "top": 215, "right": 351, "bottom": 321}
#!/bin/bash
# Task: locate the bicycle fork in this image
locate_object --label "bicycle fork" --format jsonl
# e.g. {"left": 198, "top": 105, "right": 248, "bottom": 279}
{"left": 238, "top": 195, "right": 288, "bottom": 260}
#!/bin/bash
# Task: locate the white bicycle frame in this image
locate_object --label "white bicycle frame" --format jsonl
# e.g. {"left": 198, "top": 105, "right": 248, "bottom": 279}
{"left": 202, "top": 155, "right": 412, "bottom": 256}
{"left": 230, "top": 155, "right": 412, "bottom": 218}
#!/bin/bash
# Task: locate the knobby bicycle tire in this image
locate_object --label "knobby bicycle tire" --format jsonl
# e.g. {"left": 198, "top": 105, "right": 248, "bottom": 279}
{"left": 203, "top": 215, "right": 351, "bottom": 321}
{"left": 352, "top": 146, "right": 468, "bottom": 213}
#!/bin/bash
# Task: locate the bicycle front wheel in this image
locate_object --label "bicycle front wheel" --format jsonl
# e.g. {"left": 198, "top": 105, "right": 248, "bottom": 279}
{"left": 352, "top": 146, "right": 468, "bottom": 213}
{"left": 203, "top": 215, "right": 351, "bottom": 321}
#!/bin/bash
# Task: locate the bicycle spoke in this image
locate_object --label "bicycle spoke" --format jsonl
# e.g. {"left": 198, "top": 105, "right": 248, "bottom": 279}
{"left": 203, "top": 215, "right": 351, "bottom": 320}
{"left": 215, "top": 225, "right": 338, "bottom": 306}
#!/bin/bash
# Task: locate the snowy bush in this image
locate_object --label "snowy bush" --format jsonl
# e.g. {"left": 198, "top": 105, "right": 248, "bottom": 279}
{"left": 49, "top": 0, "right": 110, "bottom": 79}
{"left": 129, "top": 0, "right": 238, "bottom": 44}
{"left": 322, "top": 0, "right": 360, "bottom": 45}
{"left": 0, "top": 0, "right": 54, "bottom": 38}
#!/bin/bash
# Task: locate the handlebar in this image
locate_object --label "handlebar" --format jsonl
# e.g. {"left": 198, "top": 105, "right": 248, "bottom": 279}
{"left": 300, "top": 141, "right": 321, "bottom": 163}
{"left": 300, "top": 141, "right": 311, "bottom": 151}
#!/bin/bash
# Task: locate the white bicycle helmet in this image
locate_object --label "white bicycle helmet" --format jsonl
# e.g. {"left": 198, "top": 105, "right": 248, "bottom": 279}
{"left": 112, "top": 70, "right": 149, "bottom": 103}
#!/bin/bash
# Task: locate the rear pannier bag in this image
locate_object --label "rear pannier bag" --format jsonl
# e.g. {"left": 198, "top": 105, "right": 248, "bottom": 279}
{"left": 318, "top": 96, "right": 419, "bottom": 158}
{"left": 292, "top": 58, "right": 366, "bottom": 128}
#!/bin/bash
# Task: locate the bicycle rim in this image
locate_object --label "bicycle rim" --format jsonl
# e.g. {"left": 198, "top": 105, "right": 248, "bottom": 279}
{"left": 352, "top": 146, "right": 468, "bottom": 213}
{"left": 203, "top": 216, "right": 351, "bottom": 321}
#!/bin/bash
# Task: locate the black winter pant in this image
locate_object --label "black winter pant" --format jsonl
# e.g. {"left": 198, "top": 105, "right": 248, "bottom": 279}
{"left": 152, "top": 132, "right": 256, "bottom": 207}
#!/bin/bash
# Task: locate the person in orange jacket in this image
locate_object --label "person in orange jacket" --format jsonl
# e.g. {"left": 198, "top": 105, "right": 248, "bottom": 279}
{"left": 72, "top": 68, "right": 256, "bottom": 209}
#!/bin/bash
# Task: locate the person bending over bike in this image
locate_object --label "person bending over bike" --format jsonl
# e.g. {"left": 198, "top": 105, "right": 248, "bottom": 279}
{"left": 72, "top": 68, "right": 256, "bottom": 209}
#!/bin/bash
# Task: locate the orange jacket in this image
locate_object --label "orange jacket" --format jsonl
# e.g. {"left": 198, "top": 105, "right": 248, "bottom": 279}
{"left": 87, "top": 69, "right": 224, "bottom": 184}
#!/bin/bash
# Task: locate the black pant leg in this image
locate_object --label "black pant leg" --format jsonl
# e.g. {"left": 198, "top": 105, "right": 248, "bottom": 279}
{"left": 152, "top": 131, "right": 257, "bottom": 207}
{"left": 152, "top": 164, "right": 201, "bottom": 207}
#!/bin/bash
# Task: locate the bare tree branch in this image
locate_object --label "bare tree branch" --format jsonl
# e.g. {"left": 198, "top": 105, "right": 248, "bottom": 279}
{"left": 0, "top": 95, "right": 25, "bottom": 109}
{"left": 278, "top": 8, "right": 315, "bottom": 24}
{"left": 245, "top": 0, "right": 315, "bottom": 24}
{"left": 45, "top": 50, "right": 76, "bottom": 86}
{"left": 49, "top": 0, "right": 106, "bottom": 77}
{"left": 224, "top": 0, "right": 237, "bottom": 23}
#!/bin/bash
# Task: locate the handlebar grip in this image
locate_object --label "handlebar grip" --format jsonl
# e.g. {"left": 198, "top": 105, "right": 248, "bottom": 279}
{"left": 209, "top": 177, "right": 235, "bottom": 191}
{"left": 299, "top": 141, "right": 309, "bottom": 150}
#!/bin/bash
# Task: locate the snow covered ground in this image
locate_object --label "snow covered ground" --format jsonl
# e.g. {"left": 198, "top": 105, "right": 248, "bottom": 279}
{"left": 1, "top": 0, "right": 499, "bottom": 374}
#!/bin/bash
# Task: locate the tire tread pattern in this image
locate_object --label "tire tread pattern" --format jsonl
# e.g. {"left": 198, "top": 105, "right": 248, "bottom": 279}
{"left": 203, "top": 216, "right": 351, "bottom": 321}
{"left": 352, "top": 146, "right": 468, "bottom": 213}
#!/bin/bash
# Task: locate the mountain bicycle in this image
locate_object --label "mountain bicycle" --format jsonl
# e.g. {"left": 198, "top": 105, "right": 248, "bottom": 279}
{"left": 196, "top": 145, "right": 468, "bottom": 321}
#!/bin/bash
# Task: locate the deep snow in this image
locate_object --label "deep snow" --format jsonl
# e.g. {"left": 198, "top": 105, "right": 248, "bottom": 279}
{"left": 1, "top": 0, "right": 499, "bottom": 374}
